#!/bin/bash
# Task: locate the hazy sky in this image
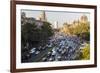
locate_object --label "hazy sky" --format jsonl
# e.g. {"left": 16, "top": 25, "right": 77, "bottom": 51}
{"left": 21, "top": 9, "right": 90, "bottom": 27}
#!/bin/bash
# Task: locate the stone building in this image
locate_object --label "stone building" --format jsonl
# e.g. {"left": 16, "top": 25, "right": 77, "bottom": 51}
{"left": 60, "top": 15, "right": 89, "bottom": 35}
{"left": 80, "top": 15, "right": 88, "bottom": 23}
{"left": 21, "top": 11, "right": 47, "bottom": 28}
{"left": 36, "top": 11, "right": 47, "bottom": 22}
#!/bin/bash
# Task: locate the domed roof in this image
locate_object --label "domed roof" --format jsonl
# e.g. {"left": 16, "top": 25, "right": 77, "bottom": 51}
{"left": 80, "top": 15, "right": 88, "bottom": 20}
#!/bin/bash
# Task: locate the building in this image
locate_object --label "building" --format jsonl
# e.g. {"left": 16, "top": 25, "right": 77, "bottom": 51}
{"left": 72, "top": 20, "right": 80, "bottom": 28}
{"left": 21, "top": 12, "right": 26, "bottom": 25}
{"left": 60, "top": 15, "right": 89, "bottom": 35}
{"left": 21, "top": 11, "right": 47, "bottom": 28}
{"left": 37, "top": 11, "right": 47, "bottom": 21}
{"left": 80, "top": 15, "right": 88, "bottom": 23}
{"left": 53, "top": 21, "right": 58, "bottom": 29}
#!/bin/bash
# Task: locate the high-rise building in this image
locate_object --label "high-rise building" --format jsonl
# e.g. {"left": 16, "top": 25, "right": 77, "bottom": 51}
{"left": 38, "top": 11, "right": 47, "bottom": 21}
{"left": 54, "top": 21, "right": 58, "bottom": 29}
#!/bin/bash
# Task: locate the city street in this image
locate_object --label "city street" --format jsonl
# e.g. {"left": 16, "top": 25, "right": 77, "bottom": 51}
{"left": 27, "top": 32, "right": 86, "bottom": 62}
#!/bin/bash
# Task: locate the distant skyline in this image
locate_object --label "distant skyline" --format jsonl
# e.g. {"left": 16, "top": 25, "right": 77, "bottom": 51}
{"left": 21, "top": 9, "right": 90, "bottom": 27}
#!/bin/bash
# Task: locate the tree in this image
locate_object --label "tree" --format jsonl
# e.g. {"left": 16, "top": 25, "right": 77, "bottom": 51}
{"left": 21, "top": 21, "right": 54, "bottom": 62}
{"left": 41, "top": 22, "right": 54, "bottom": 37}
{"left": 79, "top": 44, "right": 90, "bottom": 60}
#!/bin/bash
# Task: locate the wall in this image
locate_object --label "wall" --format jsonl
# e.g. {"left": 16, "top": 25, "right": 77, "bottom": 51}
{"left": 0, "top": 0, "right": 100, "bottom": 73}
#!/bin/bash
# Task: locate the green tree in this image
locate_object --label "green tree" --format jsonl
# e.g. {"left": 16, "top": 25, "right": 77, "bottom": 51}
{"left": 21, "top": 21, "right": 54, "bottom": 62}
{"left": 80, "top": 44, "right": 90, "bottom": 60}
{"left": 21, "top": 22, "right": 38, "bottom": 48}
{"left": 21, "top": 22, "right": 54, "bottom": 50}
{"left": 41, "top": 22, "right": 54, "bottom": 37}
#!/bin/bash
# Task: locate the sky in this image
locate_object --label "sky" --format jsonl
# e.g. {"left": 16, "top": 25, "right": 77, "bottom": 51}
{"left": 21, "top": 9, "right": 90, "bottom": 27}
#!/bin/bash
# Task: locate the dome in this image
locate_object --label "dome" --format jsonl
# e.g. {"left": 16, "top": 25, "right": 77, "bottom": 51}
{"left": 80, "top": 15, "right": 88, "bottom": 23}
{"left": 80, "top": 15, "right": 88, "bottom": 21}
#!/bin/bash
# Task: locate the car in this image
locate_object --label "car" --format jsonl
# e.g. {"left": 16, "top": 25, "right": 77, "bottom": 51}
{"left": 29, "top": 48, "right": 36, "bottom": 53}
{"left": 42, "top": 57, "right": 47, "bottom": 61}
{"left": 35, "top": 51, "right": 40, "bottom": 55}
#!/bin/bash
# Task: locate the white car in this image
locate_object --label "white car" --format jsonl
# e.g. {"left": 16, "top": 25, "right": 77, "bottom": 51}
{"left": 29, "top": 48, "right": 36, "bottom": 53}
{"left": 35, "top": 51, "right": 40, "bottom": 55}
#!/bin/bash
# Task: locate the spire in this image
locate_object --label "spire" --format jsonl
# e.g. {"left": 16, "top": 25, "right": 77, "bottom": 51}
{"left": 39, "top": 11, "right": 47, "bottom": 21}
